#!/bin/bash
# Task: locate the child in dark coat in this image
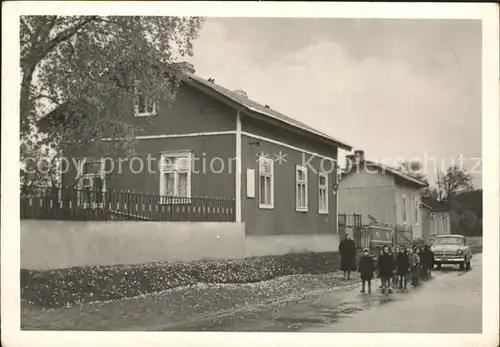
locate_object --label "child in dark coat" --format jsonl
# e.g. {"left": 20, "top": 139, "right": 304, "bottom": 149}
{"left": 415, "top": 247, "right": 425, "bottom": 280}
{"left": 419, "top": 246, "right": 428, "bottom": 280}
{"left": 392, "top": 247, "right": 400, "bottom": 287}
{"left": 358, "top": 248, "right": 375, "bottom": 294}
{"left": 377, "top": 245, "right": 395, "bottom": 293}
{"left": 422, "top": 245, "right": 434, "bottom": 278}
{"left": 397, "top": 247, "right": 410, "bottom": 289}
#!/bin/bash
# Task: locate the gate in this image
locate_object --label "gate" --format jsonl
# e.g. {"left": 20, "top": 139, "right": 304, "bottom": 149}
{"left": 338, "top": 213, "right": 363, "bottom": 247}
{"left": 394, "top": 225, "right": 413, "bottom": 246}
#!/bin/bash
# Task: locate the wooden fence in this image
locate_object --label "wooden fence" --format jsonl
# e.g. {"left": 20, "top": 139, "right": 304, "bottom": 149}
{"left": 20, "top": 187, "right": 236, "bottom": 222}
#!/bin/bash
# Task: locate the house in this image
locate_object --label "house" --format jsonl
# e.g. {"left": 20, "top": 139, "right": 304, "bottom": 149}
{"left": 38, "top": 61, "right": 352, "bottom": 256}
{"left": 420, "top": 196, "right": 451, "bottom": 244}
{"left": 338, "top": 150, "right": 428, "bottom": 242}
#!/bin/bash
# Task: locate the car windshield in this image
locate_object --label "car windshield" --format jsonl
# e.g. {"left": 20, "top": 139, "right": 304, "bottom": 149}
{"left": 433, "top": 237, "right": 464, "bottom": 245}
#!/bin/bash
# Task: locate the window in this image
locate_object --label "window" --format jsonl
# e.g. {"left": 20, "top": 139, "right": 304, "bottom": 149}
{"left": 401, "top": 195, "right": 407, "bottom": 224}
{"left": 77, "top": 158, "right": 106, "bottom": 208}
{"left": 318, "top": 173, "right": 328, "bottom": 214}
{"left": 159, "top": 151, "right": 192, "bottom": 202}
{"left": 296, "top": 165, "right": 308, "bottom": 211}
{"left": 134, "top": 89, "right": 157, "bottom": 117}
{"left": 258, "top": 157, "right": 274, "bottom": 208}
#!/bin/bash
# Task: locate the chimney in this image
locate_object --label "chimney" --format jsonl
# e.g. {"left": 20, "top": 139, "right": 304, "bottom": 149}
{"left": 354, "top": 150, "right": 365, "bottom": 164}
{"left": 174, "top": 61, "right": 195, "bottom": 74}
{"left": 233, "top": 90, "right": 247, "bottom": 98}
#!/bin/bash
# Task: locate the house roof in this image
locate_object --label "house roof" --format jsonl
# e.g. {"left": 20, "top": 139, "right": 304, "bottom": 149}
{"left": 182, "top": 73, "right": 352, "bottom": 151}
{"left": 342, "top": 160, "right": 428, "bottom": 188}
{"left": 38, "top": 68, "right": 353, "bottom": 151}
{"left": 421, "top": 196, "right": 449, "bottom": 211}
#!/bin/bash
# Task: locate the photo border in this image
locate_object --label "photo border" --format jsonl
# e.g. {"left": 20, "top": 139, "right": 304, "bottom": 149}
{"left": 2, "top": 2, "right": 499, "bottom": 347}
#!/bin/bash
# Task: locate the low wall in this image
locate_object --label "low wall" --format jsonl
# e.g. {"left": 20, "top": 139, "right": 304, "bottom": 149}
{"left": 245, "top": 234, "right": 340, "bottom": 257}
{"left": 466, "top": 236, "right": 483, "bottom": 253}
{"left": 21, "top": 220, "right": 246, "bottom": 270}
{"left": 21, "top": 220, "right": 341, "bottom": 270}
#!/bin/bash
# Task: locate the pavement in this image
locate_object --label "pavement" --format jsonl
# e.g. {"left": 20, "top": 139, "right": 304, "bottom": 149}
{"left": 21, "top": 254, "right": 482, "bottom": 333}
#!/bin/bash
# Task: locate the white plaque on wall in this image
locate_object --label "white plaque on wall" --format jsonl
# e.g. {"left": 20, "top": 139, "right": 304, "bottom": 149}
{"left": 246, "top": 169, "right": 255, "bottom": 198}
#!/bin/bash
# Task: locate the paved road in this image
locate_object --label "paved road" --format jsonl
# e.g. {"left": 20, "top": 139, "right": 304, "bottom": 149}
{"left": 22, "top": 254, "right": 482, "bottom": 333}
{"left": 305, "top": 253, "right": 482, "bottom": 333}
{"left": 160, "top": 254, "right": 482, "bottom": 333}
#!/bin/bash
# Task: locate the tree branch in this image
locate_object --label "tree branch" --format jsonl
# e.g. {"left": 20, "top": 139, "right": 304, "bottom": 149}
{"left": 42, "top": 16, "right": 98, "bottom": 61}
{"left": 32, "top": 93, "right": 61, "bottom": 105}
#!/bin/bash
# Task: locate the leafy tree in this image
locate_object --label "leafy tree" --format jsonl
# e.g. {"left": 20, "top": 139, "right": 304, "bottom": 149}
{"left": 397, "top": 160, "right": 428, "bottom": 184}
{"left": 20, "top": 16, "right": 204, "bottom": 186}
{"left": 422, "top": 186, "right": 439, "bottom": 200}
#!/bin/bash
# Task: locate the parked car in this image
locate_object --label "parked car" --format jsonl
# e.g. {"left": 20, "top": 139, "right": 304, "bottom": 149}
{"left": 431, "top": 234, "right": 472, "bottom": 270}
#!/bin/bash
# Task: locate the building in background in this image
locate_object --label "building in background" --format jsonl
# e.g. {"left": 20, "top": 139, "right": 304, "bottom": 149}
{"left": 338, "top": 150, "right": 428, "bottom": 243}
{"left": 421, "top": 196, "right": 451, "bottom": 244}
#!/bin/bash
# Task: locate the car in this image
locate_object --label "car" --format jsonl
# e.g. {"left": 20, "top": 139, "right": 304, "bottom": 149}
{"left": 431, "top": 234, "right": 472, "bottom": 270}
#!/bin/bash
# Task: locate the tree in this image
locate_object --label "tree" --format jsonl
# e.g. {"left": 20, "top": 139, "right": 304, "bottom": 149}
{"left": 422, "top": 186, "right": 439, "bottom": 200}
{"left": 397, "top": 160, "right": 428, "bottom": 184}
{"left": 436, "top": 165, "right": 474, "bottom": 204}
{"left": 20, "top": 16, "right": 204, "bottom": 185}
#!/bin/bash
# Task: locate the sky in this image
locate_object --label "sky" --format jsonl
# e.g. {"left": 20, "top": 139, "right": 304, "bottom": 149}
{"left": 186, "top": 18, "right": 482, "bottom": 188}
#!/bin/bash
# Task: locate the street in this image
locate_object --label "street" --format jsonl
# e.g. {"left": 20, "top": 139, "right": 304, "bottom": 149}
{"left": 22, "top": 254, "right": 482, "bottom": 333}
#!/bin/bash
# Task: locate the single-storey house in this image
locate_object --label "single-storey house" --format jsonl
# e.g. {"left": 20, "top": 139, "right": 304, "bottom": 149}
{"left": 420, "top": 196, "right": 451, "bottom": 244}
{"left": 338, "top": 150, "right": 428, "bottom": 243}
{"left": 38, "top": 61, "right": 352, "bottom": 256}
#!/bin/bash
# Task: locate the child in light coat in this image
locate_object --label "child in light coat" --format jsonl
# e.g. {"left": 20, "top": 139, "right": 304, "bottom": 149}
{"left": 409, "top": 247, "right": 421, "bottom": 286}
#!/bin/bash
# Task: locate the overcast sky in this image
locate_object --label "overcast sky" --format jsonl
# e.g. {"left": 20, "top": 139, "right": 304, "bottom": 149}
{"left": 187, "top": 18, "right": 482, "bottom": 188}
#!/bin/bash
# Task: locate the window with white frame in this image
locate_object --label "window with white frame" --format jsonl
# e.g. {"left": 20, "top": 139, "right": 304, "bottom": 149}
{"left": 258, "top": 156, "right": 274, "bottom": 208}
{"left": 134, "top": 88, "right": 157, "bottom": 117}
{"left": 318, "top": 173, "right": 328, "bottom": 214}
{"left": 77, "top": 158, "right": 106, "bottom": 208}
{"left": 296, "top": 165, "right": 308, "bottom": 211}
{"left": 159, "top": 152, "right": 192, "bottom": 200}
{"left": 401, "top": 195, "right": 407, "bottom": 224}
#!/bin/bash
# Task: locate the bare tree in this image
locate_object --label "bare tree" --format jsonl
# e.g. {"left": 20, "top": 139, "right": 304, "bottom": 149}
{"left": 437, "top": 165, "right": 474, "bottom": 205}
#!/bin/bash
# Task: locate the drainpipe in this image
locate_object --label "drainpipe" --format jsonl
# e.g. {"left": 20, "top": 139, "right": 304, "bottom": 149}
{"left": 235, "top": 110, "right": 242, "bottom": 222}
{"left": 333, "top": 159, "right": 339, "bottom": 234}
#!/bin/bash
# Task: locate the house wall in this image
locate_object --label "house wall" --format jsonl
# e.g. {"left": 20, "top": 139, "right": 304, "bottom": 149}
{"left": 62, "top": 82, "right": 238, "bottom": 199}
{"left": 21, "top": 220, "right": 246, "bottom": 270}
{"left": 393, "top": 182, "right": 423, "bottom": 239}
{"left": 132, "top": 83, "right": 237, "bottom": 136}
{"left": 107, "top": 135, "right": 236, "bottom": 198}
{"left": 338, "top": 169, "right": 397, "bottom": 225}
{"left": 421, "top": 207, "right": 431, "bottom": 244}
{"left": 240, "top": 116, "right": 338, "bottom": 237}
{"left": 421, "top": 208, "right": 451, "bottom": 242}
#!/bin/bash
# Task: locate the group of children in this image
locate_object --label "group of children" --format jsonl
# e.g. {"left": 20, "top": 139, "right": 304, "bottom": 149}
{"left": 357, "top": 244, "right": 434, "bottom": 294}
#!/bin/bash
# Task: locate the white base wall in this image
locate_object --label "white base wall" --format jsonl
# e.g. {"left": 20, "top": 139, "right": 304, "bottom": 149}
{"left": 21, "top": 220, "right": 246, "bottom": 270}
{"left": 245, "top": 234, "right": 340, "bottom": 257}
{"left": 21, "top": 221, "right": 341, "bottom": 270}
